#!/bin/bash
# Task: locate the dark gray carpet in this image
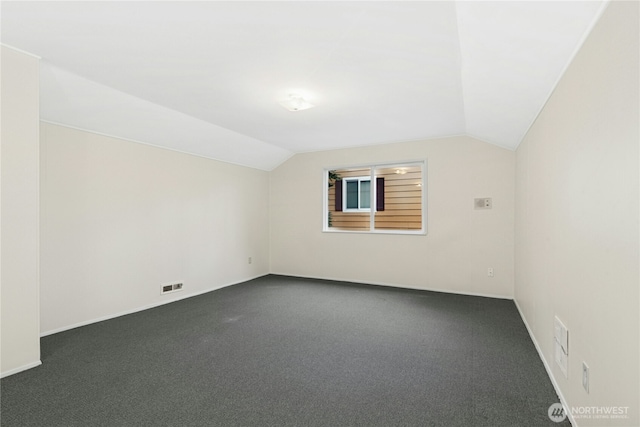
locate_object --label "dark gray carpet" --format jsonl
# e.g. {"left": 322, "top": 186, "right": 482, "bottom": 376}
{"left": 1, "top": 275, "right": 569, "bottom": 426}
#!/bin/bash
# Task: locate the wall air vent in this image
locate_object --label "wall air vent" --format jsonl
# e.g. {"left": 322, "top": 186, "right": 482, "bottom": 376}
{"left": 161, "top": 283, "right": 184, "bottom": 295}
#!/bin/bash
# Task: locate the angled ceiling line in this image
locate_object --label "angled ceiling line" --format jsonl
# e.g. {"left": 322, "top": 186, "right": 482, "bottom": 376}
{"left": 1, "top": 1, "right": 610, "bottom": 169}
{"left": 512, "top": 0, "right": 612, "bottom": 150}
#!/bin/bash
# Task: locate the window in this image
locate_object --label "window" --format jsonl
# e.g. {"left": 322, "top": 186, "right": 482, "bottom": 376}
{"left": 344, "top": 177, "right": 370, "bottom": 211}
{"left": 325, "top": 161, "right": 426, "bottom": 234}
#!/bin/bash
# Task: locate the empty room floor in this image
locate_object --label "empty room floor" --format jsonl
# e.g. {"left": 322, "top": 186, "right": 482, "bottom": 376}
{"left": 1, "top": 275, "right": 568, "bottom": 426}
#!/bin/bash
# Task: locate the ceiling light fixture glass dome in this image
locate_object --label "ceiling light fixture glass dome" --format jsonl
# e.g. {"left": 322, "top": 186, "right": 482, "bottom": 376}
{"left": 279, "top": 94, "right": 315, "bottom": 112}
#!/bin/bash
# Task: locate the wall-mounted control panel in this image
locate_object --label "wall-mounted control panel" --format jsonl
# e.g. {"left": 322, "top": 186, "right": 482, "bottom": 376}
{"left": 474, "top": 198, "right": 492, "bottom": 209}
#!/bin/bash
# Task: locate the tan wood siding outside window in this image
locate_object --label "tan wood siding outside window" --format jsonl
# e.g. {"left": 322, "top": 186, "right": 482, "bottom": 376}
{"left": 328, "top": 168, "right": 370, "bottom": 231}
{"left": 327, "top": 164, "right": 423, "bottom": 232}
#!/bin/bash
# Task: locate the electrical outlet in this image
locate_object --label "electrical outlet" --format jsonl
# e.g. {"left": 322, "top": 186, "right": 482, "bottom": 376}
{"left": 487, "top": 268, "right": 494, "bottom": 277}
{"left": 248, "top": 257, "right": 252, "bottom": 264}
{"left": 582, "top": 362, "right": 589, "bottom": 393}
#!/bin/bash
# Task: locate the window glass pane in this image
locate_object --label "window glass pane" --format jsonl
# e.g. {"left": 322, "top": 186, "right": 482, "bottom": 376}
{"left": 346, "top": 180, "right": 359, "bottom": 209}
{"left": 360, "top": 180, "right": 370, "bottom": 209}
{"left": 374, "top": 164, "right": 422, "bottom": 231}
{"left": 326, "top": 167, "right": 371, "bottom": 232}
{"left": 326, "top": 163, "right": 423, "bottom": 234}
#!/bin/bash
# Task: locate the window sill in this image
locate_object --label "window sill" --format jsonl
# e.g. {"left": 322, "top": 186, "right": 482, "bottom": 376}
{"left": 322, "top": 228, "right": 427, "bottom": 236}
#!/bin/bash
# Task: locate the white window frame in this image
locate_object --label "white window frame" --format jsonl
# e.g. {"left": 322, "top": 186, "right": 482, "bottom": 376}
{"left": 342, "top": 176, "right": 372, "bottom": 212}
{"left": 323, "top": 160, "right": 427, "bottom": 235}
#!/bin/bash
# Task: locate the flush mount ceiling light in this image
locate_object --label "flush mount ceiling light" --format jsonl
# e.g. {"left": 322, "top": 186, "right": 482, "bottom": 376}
{"left": 279, "top": 94, "right": 315, "bottom": 112}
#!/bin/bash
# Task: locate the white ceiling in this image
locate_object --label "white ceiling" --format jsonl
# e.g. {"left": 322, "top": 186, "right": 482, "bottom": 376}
{"left": 2, "top": 1, "right": 609, "bottom": 170}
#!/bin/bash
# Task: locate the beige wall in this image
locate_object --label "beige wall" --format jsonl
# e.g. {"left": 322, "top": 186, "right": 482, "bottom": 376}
{"left": 514, "top": 1, "right": 639, "bottom": 426}
{"left": 40, "top": 123, "right": 270, "bottom": 334}
{"left": 1, "top": 46, "right": 42, "bottom": 376}
{"left": 270, "top": 136, "right": 515, "bottom": 298}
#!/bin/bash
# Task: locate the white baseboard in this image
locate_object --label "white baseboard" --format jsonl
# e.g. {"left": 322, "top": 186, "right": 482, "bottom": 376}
{"left": 41, "top": 274, "right": 268, "bottom": 337}
{"left": 42, "top": 273, "right": 510, "bottom": 337}
{"left": 269, "top": 272, "right": 513, "bottom": 300}
{"left": 514, "top": 299, "right": 578, "bottom": 427}
{"left": 1, "top": 360, "right": 42, "bottom": 379}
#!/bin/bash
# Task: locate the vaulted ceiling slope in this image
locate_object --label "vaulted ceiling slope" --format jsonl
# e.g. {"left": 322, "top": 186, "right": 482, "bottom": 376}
{"left": 2, "top": 1, "right": 609, "bottom": 170}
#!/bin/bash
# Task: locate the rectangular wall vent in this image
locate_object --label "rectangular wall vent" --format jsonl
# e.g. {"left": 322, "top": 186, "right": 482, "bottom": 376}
{"left": 161, "top": 283, "right": 184, "bottom": 295}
